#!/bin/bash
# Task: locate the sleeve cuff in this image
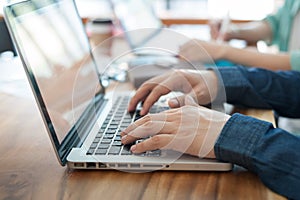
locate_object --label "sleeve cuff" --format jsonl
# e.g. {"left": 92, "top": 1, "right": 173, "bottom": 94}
{"left": 290, "top": 51, "right": 300, "bottom": 72}
{"left": 263, "top": 17, "right": 275, "bottom": 44}
{"left": 214, "top": 113, "right": 273, "bottom": 170}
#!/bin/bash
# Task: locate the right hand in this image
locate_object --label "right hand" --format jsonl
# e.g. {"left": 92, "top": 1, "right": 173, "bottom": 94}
{"left": 209, "top": 19, "right": 237, "bottom": 41}
{"left": 178, "top": 39, "right": 228, "bottom": 62}
{"left": 209, "top": 19, "right": 223, "bottom": 40}
{"left": 128, "top": 69, "right": 219, "bottom": 116}
{"left": 122, "top": 96, "right": 230, "bottom": 158}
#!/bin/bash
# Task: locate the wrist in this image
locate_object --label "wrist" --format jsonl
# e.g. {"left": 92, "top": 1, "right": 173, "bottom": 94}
{"left": 228, "top": 24, "right": 241, "bottom": 39}
{"left": 218, "top": 44, "right": 234, "bottom": 60}
{"left": 200, "top": 113, "right": 231, "bottom": 159}
{"left": 205, "top": 70, "right": 219, "bottom": 102}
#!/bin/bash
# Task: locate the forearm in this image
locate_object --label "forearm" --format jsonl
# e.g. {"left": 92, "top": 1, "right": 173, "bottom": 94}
{"left": 217, "top": 66, "right": 300, "bottom": 118}
{"left": 220, "top": 46, "right": 291, "bottom": 70}
{"left": 215, "top": 113, "right": 300, "bottom": 199}
{"left": 229, "top": 21, "right": 272, "bottom": 44}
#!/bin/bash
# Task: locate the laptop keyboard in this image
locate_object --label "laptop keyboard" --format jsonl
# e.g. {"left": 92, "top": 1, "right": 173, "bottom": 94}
{"left": 86, "top": 95, "right": 168, "bottom": 156}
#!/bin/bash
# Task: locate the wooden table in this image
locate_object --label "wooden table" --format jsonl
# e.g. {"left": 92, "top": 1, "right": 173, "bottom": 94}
{"left": 0, "top": 56, "right": 285, "bottom": 200}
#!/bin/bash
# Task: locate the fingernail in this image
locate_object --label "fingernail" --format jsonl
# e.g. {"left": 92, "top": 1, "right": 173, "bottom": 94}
{"left": 121, "top": 135, "right": 127, "bottom": 141}
{"left": 169, "top": 98, "right": 179, "bottom": 107}
{"left": 130, "top": 145, "right": 136, "bottom": 152}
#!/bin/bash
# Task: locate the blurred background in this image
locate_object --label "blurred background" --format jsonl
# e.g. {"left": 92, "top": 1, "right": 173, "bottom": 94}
{"left": 72, "top": 0, "right": 284, "bottom": 21}
{"left": 0, "top": 0, "right": 285, "bottom": 21}
{"left": 0, "top": 0, "right": 285, "bottom": 58}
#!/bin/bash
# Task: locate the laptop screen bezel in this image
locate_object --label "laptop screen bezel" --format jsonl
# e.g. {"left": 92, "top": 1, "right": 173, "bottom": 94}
{"left": 4, "top": 0, "right": 106, "bottom": 166}
{"left": 110, "top": 0, "right": 164, "bottom": 49}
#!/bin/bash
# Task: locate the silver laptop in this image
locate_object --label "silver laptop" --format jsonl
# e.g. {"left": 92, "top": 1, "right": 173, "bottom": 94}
{"left": 110, "top": 0, "right": 194, "bottom": 87}
{"left": 4, "top": 0, "right": 232, "bottom": 171}
{"left": 111, "top": 0, "right": 162, "bottom": 50}
{"left": 110, "top": 0, "right": 189, "bottom": 60}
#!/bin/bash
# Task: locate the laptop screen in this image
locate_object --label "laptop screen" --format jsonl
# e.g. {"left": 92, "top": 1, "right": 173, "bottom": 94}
{"left": 111, "top": 0, "right": 163, "bottom": 48}
{"left": 4, "top": 0, "right": 105, "bottom": 163}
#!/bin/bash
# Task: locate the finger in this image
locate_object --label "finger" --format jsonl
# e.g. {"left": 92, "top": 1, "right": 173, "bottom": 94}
{"left": 121, "top": 111, "right": 174, "bottom": 144}
{"left": 140, "top": 85, "right": 171, "bottom": 115}
{"left": 121, "top": 120, "right": 172, "bottom": 145}
{"left": 184, "top": 95, "right": 199, "bottom": 106}
{"left": 128, "top": 75, "right": 169, "bottom": 112}
{"left": 127, "top": 84, "right": 153, "bottom": 112}
{"left": 121, "top": 113, "right": 168, "bottom": 136}
{"left": 168, "top": 95, "right": 185, "bottom": 108}
{"left": 130, "top": 134, "right": 173, "bottom": 154}
{"left": 168, "top": 94, "right": 199, "bottom": 108}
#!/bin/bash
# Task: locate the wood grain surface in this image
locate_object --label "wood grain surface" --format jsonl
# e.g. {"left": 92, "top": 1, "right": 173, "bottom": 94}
{"left": 0, "top": 86, "right": 285, "bottom": 200}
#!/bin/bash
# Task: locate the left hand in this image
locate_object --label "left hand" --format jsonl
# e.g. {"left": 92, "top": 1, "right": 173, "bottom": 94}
{"left": 128, "top": 69, "right": 219, "bottom": 116}
{"left": 178, "top": 39, "right": 228, "bottom": 62}
{"left": 121, "top": 96, "right": 230, "bottom": 158}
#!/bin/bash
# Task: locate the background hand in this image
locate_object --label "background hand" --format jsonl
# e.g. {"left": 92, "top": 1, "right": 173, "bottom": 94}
{"left": 178, "top": 39, "right": 228, "bottom": 62}
{"left": 209, "top": 19, "right": 223, "bottom": 40}
{"left": 209, "top": 19, "right": 237, "bottom": 41}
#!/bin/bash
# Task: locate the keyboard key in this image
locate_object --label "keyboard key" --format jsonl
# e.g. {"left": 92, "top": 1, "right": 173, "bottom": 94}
{"left": 101, "top": 139, "right": 112, "bottom": 144}
{"left": 95, "top": 133, "right": 103, "bottom": 138}
{"left": 90, "top": 143, "right": 98, "bottom": 149}
{"left": 106, "top": 129, "right": 116, "bottom": 134}
{"left": 108, "top": 125, "right": 118, "bottom": 129}
{"left": 95, "top": 149, "right": 107, "bottom": 155}
{"left": 120, "top": 125, "right": 129, "bottom": 129}
{"left": 86, "top": 95, "right": 169, "bottom": 155}
{"left": 101, "top": 124, "right": 108, "bottom": 129}
{"left": 103, "top": 134, "right": 114, "bottom": 139}
{"left": 87, "top": 148, "right": 95, "bottom": 155}
{"left": 98, "top": 129, "right": 105, "bottom": 133}
{"left": 134, "top": 152, "right": 146, "bottom": 156}
{"left": 122, "top": 118, "right": 132, "bottom": 123}
{"left": 147, "top": 150, "right": 161, "bottom": 157}
{"left": 114, "top": 135, "right": 121, "bottom": 141}
{"left": 108, "top": 146, "right": 121, "bottom": 155}
{"left": 110, "top": 121, "right": 119, "bottom": 125}
{"left": 104, "top": 119, "right": 110, "bottom": 124}
{"left": 93, "top": 138, "right": 100, "bottom": 143}
{"left": 98, "top": 144, "right": 110, "bottom": 149}
{"left": 121, "top": 145, "right": 132, "bottom": 155}
{"left": 112, "top": 141, "right": 122, "bottom": 146}
{"left": 134, "top": 111, "right": 142, "bottom": 121}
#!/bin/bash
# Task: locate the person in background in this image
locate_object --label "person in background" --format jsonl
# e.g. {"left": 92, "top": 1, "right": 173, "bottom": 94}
{"left": 121, "top": 66, "right": 300, "bottom": 199}
{"left": 179, "top": 0, "right": 300, "bottom": 72}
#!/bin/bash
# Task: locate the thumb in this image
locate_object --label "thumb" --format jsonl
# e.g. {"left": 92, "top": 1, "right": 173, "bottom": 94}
{"left": 168, "top": 95, "right": 199, "bottom": 108}
{"left": 168, "top": 95, "right": 185, "bottom": 108}
{"left": 184, "top": 95, "right": 198, "bottom": 106}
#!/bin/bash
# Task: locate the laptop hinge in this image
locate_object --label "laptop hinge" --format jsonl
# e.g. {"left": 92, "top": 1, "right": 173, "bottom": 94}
{"left": 59, "top": 95, "right": 108, "bottom": 165}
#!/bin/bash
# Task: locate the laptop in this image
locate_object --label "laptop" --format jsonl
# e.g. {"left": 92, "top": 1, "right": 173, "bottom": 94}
{"left": 4, "top": 0, "right": 232, "bottom": 171}
{"left": 110, "top": 0, "right": 197, "bottom": 87}
{"left": 110, "top": 0, "right": 189, "bottom": 61}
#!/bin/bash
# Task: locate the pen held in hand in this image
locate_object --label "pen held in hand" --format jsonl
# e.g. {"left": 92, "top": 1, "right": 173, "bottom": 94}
{"left": 217, "top": 12, "right": 230, "bottom": 43}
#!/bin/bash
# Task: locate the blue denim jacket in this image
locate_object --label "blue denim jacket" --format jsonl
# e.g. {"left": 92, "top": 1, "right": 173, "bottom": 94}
{"left": 214, "top": 66, "right": 300, "bottom": 199}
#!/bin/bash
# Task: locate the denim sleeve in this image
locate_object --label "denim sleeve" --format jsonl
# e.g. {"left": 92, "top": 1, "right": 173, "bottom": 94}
{"left": 215, "top": 113, "right": 300, "bottom": 199}
{"left": 217, "top": 66, "right": 300, "bottom": 118}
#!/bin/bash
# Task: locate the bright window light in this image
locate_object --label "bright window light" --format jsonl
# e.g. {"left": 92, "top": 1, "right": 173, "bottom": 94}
{"left": 208, "top": 0, "right": 275, "bottom": 20}
{"left": 154, "top": 0, "right": 276, "bottom": 21}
